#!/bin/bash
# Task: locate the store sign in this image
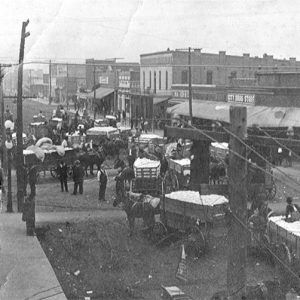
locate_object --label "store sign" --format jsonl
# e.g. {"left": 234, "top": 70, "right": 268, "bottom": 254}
{"left": 227, "top": 93, "right": 255, "bottom": 105}
{"left": 173, "top": 90, "right": 189, "bottom": 98}
{"left": 99, "top": 76, "right": 109, "bottom": 84}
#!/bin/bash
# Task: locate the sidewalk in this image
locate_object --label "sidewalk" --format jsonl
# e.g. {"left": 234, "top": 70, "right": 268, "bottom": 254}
{"left": 0, "top": 212, "right": 66, "bottom": 300}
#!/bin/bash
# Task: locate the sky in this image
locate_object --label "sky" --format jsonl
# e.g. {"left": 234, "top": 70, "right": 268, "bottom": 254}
{"left": 1, "top": 0, "right": 300, "bottom": 65}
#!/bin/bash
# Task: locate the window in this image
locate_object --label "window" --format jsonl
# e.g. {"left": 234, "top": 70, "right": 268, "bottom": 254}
{"left": 206, "top": 71, "right": 213, "bottom": 84}
{"left": 166, "top": 71, "right": 168, "bottom": 90}
{"left": 230, "top": 71, "right": 237, "bottom": 79}
{"left": 154, "top": 71, "right": 157, "bottom": 93}
{"left": 181, "top": 70, "right": 188, "bottom": 84}
{"left": 143, "top": 71, "right": 145, "bottom": 91}
{"left": 149, "top": 71, "right": 151, "bottom": 88}
{"left": 159, "top": 71, "right": 161, "bottom": 90}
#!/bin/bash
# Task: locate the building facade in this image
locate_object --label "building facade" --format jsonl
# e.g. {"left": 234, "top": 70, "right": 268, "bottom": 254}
{"left": 117, "top": 70, "right": 140, "bottom": 121}
{"left": 140, "top": 49, "right": 300, "bottom": 105}
{"left": 50, "top": 63, "right": 86, "bottom": 102}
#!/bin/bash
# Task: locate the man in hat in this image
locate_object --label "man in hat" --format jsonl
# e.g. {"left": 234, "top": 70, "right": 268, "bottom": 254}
{"left": 57, "top": 160, "right": 68, "bottom": 192}
{"left": 285, "top": 196, "right": 300, "bottom": 222}
{"left": 72, "top": 160, "right": 85, "bottom": 195}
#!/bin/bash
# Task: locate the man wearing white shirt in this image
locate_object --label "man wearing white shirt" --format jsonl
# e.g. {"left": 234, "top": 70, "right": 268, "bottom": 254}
{"left": 97, "top": 167, "right": 108, "bottom": 203}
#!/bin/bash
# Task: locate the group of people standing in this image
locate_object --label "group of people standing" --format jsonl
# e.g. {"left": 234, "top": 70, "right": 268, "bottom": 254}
{"left": 56, "top": 159, "right": 108, "bottom": 203}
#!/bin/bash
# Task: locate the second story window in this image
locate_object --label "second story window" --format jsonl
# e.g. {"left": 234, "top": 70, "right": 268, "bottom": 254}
{"left": 143, "top": 71, "right": 145, "bottom": 90}
{"left": 159, "top": 71, "right": 161, "bottom": 90}
{"left": 181, "top": 70, "right": 188, "bottom": 84}
{"left": 206, "top": 71, "right": 213, "bottom": 84}
{"left": 154, "top": 71, "right": 157, "bottom": 93}
{"left": 149, "top": 71, "right": 151, "bottom": 88}
{"left": 166, "top": 71, "right": 168, "bottom": 90}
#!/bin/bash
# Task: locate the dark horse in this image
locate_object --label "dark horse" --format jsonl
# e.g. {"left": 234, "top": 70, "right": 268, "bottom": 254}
{"left": 112, "top": 167, "right": 155, "bottom": 236}
{"left": 77, "top": 148, "right": 105, "bottom": 176}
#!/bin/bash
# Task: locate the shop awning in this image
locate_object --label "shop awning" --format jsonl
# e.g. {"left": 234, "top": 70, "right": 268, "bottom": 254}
{"left": 166, "top": 100, "right": 300, "bottom": 128}
{"left": 88, "top": 88, "right": 114, "bottom": 99}
{"left": 153, "top": 97, "right": 170, "bottom": 105}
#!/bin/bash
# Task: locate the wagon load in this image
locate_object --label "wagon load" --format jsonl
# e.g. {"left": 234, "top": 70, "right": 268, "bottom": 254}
{"left": 138, "top": 133, "right": 163, "bottom": 149}
{"left": 67, "top": 131, "right": 86, "bottom": 147}
{"left": 23, "top": 145, "right": 74, "bottom": 167}
{"left": 86, "top": 127, "right": 119, "bottom": 145}
{"left": 164, "top": 191, "right": 228, "bottom": 227}
{"left": 169, "top": 158, "right": 190, "bottom": 175}
{"left": 133, "top": 157, "right": 161, "bottom": 178}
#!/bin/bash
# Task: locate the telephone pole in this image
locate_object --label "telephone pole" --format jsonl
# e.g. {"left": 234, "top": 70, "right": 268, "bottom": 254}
{"left": 176, "top": 47, "right": 201, "bottom": 125}
{"left": 227, "top": 106, "right": 247, "bottom": 299}
{"left": 16, "top": 19, "right": 30, "bottom": 212}
{"left": 49, "top": 60, "right": 52, "bottom": 104}
{"left": 0, "top": 64, "right": 12, "bottom": 173}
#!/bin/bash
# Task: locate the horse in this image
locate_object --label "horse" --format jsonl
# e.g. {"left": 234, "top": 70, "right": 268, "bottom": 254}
{"left": 77, "top": 148, "right": 105, "bottom": 176}
{"left": 112, "top": 167, "right": 155, "bottom": 236}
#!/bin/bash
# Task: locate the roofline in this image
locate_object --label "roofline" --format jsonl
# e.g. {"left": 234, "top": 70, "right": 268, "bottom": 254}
{"left": 257, "top": 72, "right": 300, "bottom": 75}
{"left": 140, "top": 50, "right": 175, "bottom": 57}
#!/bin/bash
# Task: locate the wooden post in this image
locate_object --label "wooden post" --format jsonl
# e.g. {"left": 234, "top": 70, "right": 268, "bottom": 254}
{"left": 49, "top": 59, "right": 52, "bottom": 104}
{"left": 0, "top": 66, "right": 7, "bottom": 173}
{"left": 188, "top": 47, "right": 192, "bottom": 125}
{"left": 16, "top": 20, "right": 29, "bottom": 212}
{"left": 227, "top": 106, "right": 247, "bottom": 299}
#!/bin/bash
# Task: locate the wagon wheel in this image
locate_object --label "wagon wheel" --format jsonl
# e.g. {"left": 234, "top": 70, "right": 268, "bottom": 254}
{"left": 163, "top": 170, "right": 179, "bottom": 194}
{"left": 150, "top": 221, "right": 168, "bottom": 244}
{"left": 265, "top": 179, "right": 277, "bottom": 201}
{"left": 185, "top": 226, "right": 206, "bottom": 258}
{"left": 275, "top": 243, "right": 292, "bottom": 292}
{"left": 50, "top": 167, "right": 58, "bottom": 178}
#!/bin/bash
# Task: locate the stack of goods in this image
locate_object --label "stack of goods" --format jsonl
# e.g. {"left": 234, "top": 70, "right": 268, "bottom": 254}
{"left": 165, "top": 191, "right": 228, "bottom": 206}
{"left": 67, "top": 131, "right": 86, "bottom": 147}
{"left": 269, "top": 216, "right": 300, "bottom": 237}
{"left": 133, "top": 157, "right": 161, "bottom": 178}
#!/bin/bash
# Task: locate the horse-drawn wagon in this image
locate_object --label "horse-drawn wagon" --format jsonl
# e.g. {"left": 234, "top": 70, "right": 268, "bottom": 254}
{"left": 29, "top": 122, "right": 48, "bottom": 140}
{"left": 86, "top": 126, "right": 120, "bottom": 145}
{"left": 23, "top": 146, "right": 76, "bottom": 178}
{"left": 152, "top": 190, "right": 229, "bottom": 257}
{"left": 131, "top": 157, "right": 162, "bottom": 196}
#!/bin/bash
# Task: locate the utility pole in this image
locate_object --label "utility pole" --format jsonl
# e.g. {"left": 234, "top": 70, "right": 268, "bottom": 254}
{"left": 93, "top": 65, "right": 96, "bottom": 118}
{"left": 188, "top": 47, "right": 192, "bottom": 125}
{"left": 66, "top": 63, "right": 69, "bottom": 109}
{"left": 16, "top": 19, "right": 30, "bottom": 212}
{"left": 0, "top": 64, "right": 12, "bottom": 173}
{"left": 176, "top": 48, "right": 201, "bottom": 125}
{"left": 49, "top": 60, "right": 52, "bottom": 104}
{"left": 227, "top": 106, "right": 247, "bottom": 299}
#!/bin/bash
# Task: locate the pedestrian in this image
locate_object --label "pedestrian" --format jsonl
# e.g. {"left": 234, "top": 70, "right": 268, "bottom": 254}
{"left": 285, "top": 196, "right": 300, "bottom": 222}
{"left": 28, "top": 166, "right": 38, "bottom": 197}
{"left": 97, "top": 167, "right": 108, "bottom": 202}
{"left": 57, "top": 160, "right": 68, "bottom": 192}
{"left": 72, "top": 160, "right": 85, "bottom": 195}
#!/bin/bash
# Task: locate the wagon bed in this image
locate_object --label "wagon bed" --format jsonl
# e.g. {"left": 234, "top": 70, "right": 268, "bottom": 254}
{"left": 268, "top": 216, "right": 300, "bottom": 259}
{"left": 163, "top": 191, "right": 228, "bottom": 230}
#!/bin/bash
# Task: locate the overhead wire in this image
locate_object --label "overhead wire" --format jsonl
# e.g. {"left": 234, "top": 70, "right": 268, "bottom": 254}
{"left": 173, "top": 119, "right": 300, "bottom": 287}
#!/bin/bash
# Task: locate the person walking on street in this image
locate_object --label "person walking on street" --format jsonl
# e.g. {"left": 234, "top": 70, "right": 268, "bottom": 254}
{"left": 72, "top": 160, "right": 85, "bottom": 195}
{"left": 97, "top": 167, "right": 108, "bottom": 202}
{"left": 57, "top": 160, "right": 68, "bottom": 192}
{"left": 28, "top": 166, "right": 38, "bottom": 197}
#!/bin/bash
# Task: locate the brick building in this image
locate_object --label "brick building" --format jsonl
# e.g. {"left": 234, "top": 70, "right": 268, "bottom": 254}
{"left": 140, "top": 49, "right": 300, "bottom": 105}
{"left": 85, "top": 59, "right": 139, "bottom": 112}
{"left": 50, "top": 63, "right": 86, "bottom": 102}
{"left": 117, "top": 70, "right": 140, "bottom": 121}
